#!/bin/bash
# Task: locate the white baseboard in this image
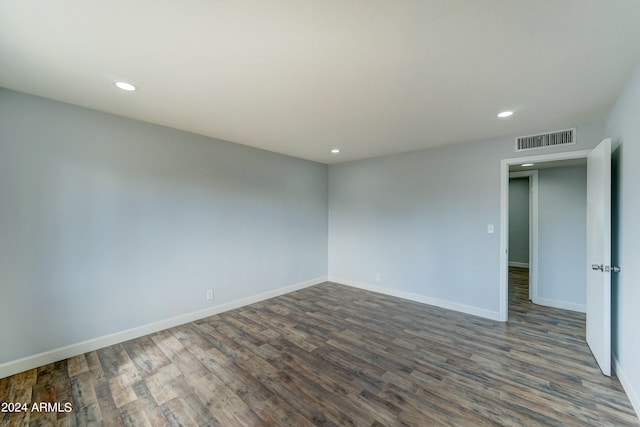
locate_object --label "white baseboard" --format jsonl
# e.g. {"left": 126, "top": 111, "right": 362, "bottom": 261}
{"left": 508, "top": 261, "right": 529, "bottom": 268}
{"left": 328, "top": 277, "right": 501, "bottom": 321}
{"left": 0, "top": 276, "right": 327, "bottom": 380}
{"left": 614, "top": 355, "right": 640, "bottom": 421}
{"left": 533, "top": 297, "right": 586, "bottom": 313}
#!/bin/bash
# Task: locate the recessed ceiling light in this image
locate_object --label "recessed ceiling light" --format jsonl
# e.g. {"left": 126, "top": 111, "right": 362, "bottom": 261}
{"left": 331, "top": 148, "right": 340, "bottom": 154}
{"left": 115, "top": 81, "right": 137, "bottom": 92}
{"left": 521, "top": 163, "right": 534, "bottom": 167}
{"left": 497, "top": 111, "right": 513, "bottom": 118}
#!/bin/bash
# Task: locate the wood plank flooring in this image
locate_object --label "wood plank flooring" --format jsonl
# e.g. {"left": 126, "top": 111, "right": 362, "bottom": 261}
{"left": 1, "top": 268, "right": 638, "bottom": 426}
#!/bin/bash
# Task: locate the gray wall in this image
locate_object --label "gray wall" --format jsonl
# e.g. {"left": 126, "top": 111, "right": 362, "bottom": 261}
{"left": 537, "top": 166, "right": 587, "bottom": 310}
{"left": 0, "top": 89, "right": 328, "bottom": 365}
{"left": 2, "top": 82, "right": 628, "bottom": 400}
{"left": 607, "top": 64, "right": 640, "bottom": 414}
{"left": 508, "top": 178, "right": 529, "bottom": 265}
{"left": 328, "top": 120, "right": 605, "bottom": 316}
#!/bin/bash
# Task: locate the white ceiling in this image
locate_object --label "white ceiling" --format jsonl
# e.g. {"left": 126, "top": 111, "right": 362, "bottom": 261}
{"left": 510, "top": 158, "right": 586, "bottom": 173}
{"left": 1, "top": 1, "right": 640, "bottom": 164}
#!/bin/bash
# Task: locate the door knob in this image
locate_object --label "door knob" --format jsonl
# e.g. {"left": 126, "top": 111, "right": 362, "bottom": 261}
{"left": 591, "top": 264, "right": 621, "bottom": 273}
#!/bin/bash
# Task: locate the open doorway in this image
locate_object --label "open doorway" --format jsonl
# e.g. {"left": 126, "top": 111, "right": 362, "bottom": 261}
{"left": 501, "top": 140, "right": 614, "bottom": 376}
{"left": 508, "top": 162, "right": 589, "bottom": 314}
{"left": 499, "top": 150, "right": 591, "bottom": 321}
{"left": 508, "top": 170, "right": 538, "bottom": 303}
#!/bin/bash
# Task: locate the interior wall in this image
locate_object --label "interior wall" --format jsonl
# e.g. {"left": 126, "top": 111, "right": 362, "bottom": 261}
{"left": 508, "top": 178, "right": 529, "bottom": 265}
{"left": 0, "top": 83, "right": 618, "bottom": 389}
{"left": 536, "top": 165, "right": 587, "bottom": 311}
{"left": 0, "top": 89, "right": 329, "bottom": 366}
{"left": 606, "top": 64, "right": 640, "bottom": 415}
{"left": 328, "top": 120, "right": 605, "bottom": 319}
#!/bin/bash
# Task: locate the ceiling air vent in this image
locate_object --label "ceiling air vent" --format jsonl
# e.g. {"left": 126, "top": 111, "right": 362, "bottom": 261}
{"left": 515, "top": 128, "right": 576, "bottom": 152}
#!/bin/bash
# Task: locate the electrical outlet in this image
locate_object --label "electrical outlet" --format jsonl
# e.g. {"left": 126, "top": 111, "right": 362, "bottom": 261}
{"left": 206, "top": 290, "right": 214, "bottom": 301}
{"left": 375, "top": 273, "right": 381, "bottom": 281}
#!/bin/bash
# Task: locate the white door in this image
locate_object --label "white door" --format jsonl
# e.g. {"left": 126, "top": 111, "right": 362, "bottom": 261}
{"left": 586, "top": 138, "right": 612, "bottom": 376}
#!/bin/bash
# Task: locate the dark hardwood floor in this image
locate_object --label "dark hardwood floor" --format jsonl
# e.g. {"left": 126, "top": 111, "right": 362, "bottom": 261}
{"left": 1, "top": 268, "right": 638, "bottom": 426}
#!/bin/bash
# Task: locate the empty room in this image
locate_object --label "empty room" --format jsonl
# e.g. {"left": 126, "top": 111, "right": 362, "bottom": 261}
{"left": 1, "top": 1, "right": 640, "bottom": 425}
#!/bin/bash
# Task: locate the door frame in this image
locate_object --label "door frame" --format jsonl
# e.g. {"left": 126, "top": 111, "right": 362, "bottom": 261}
{"left": 508, "top": 170, "right": 538, "bottom": 302}
{"left": 499, "top": 150, "right": 591, "bottom": 321}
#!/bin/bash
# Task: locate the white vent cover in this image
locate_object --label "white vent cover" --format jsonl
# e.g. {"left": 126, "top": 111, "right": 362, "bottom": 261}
{"left": 515, "top": 128, "right": 576, "bottom": 152}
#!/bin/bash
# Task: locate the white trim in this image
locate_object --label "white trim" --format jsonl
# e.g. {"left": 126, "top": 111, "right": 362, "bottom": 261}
{"left": 614, "top": 356, "right": 640, "bottom": 420}
{"left": 508, "top": 262, "right": 529, "bottom": 268}
{"left": 500, "top": 149, "right": 591, "bottom": 322}
{"left": 330, "top": 277, "right": 501, "bottom": 321}
{"left": 530, "top": 172, "right": 539, "bottom": 303}
{"left": 0, "top": 276, "right": 327, "bottom": 380}
{"left": 534, "top": 298, "right": 586, "bottom": 313}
